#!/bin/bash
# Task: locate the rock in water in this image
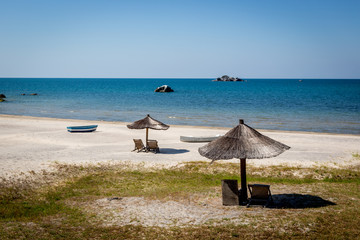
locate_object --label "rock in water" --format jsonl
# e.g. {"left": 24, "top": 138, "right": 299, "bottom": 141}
{"left": 154, "top": 85, "right": 174, "bottom": 92}
{"left": 212, "top": 75, "right": 243, "bottom": 82}
{"left": 0, "top": 94, "right": 6, "bottom": 98}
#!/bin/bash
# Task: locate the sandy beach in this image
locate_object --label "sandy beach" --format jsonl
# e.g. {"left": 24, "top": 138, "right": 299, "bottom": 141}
{"left": 1, "top": 114, "right": 359, "bottom": 179}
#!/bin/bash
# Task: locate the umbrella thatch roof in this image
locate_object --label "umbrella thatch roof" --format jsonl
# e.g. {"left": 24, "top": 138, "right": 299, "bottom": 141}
{"left": 198, "top": 120, "right": 290, "bottom": 161}
{"left": 127, "top": 114, "right": 169, "bottom": 130}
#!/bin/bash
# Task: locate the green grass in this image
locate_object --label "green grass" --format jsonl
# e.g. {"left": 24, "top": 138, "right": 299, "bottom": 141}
{"left": 1, "top": 161, "right": 360, "bottom": 239}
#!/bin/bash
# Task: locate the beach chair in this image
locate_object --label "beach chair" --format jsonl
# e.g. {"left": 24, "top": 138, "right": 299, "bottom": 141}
{"left": 247, "top": 184, "right": 273, "bottom": 207}
{"left": 147, "top": 139, "right": 160, "bottom": 153}
{"left": 132, "top": 139, "right": 146, "bottom": 152}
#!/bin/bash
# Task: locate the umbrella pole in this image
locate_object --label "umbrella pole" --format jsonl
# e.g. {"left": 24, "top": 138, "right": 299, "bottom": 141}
{"left": 146, "top": 127, "right": 149, "bottom": 147}
{"left": 239, "top": 158, "right": 248, "bottom": 205}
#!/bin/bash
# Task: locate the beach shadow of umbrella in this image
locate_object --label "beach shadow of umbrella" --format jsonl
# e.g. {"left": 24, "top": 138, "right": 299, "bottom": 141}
{"left": 268, "top": 194, "right": 336, "bottom": 209}
{"left": 158, "top": 148, "right": 190, "bottom": 154}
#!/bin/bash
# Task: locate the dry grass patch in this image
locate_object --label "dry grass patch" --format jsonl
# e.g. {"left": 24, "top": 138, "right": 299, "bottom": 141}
{"left": 1, "top": 161, "right": 359, "bottom": 239}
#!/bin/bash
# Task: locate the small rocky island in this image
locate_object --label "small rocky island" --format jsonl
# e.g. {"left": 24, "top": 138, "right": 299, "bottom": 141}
{"left": 212, "top": 75, "right": 243, "bottom": 82}
{"left": 0, "top": 94, "right": 6, "bottom": 102}
{"left": 154, "top": 85, "right": 174, "bottom": 93}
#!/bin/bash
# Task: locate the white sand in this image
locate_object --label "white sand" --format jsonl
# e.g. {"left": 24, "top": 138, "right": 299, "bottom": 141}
{"left": 1, "top": 114, "right": 360, "bottom": 179}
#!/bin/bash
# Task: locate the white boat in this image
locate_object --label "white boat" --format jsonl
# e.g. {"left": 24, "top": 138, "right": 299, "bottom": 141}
{"left": 67, "top": 125, "right": 98, "bottom": 132}
{"left": 180, "top": 134, "right": 223, "bottom": 143}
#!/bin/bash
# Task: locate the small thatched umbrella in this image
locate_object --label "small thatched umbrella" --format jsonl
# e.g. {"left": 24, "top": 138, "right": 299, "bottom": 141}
{"left": 198, "top": 119, "right": 290, "bottom": 204}
{"left": 127, "top": 114, "right": 169, "bottom": 146}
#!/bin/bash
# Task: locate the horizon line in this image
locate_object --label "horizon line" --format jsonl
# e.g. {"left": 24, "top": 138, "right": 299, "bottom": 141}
{"left": 1, "top": 77, "right": 360, "bottom": 80}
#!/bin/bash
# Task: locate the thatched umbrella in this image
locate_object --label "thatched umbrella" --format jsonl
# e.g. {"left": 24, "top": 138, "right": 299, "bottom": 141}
{"left": 127, "top": 114, "right": 169, "bottom": 146}
{"left": 198, "top": 119, "right": 290, "bottom": 205}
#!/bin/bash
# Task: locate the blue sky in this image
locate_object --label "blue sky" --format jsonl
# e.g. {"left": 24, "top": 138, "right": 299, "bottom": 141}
{"left": 0, "top": 0, "right": 359, "bottom": 78}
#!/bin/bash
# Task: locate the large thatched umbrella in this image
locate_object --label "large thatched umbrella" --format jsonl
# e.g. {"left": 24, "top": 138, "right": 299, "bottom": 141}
{"left": 198, "top": 119, "right": 290, "bottom": 205}
{"left": 127, "top": 114, "right": 169, "bottom": 146}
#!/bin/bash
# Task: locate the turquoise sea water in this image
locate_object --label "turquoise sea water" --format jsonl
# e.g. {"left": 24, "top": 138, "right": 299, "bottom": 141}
{"left": 1, "top": 78, "right": 359, "bottom": 134}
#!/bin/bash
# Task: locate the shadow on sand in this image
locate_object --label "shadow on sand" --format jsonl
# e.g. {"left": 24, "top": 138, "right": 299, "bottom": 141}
{"left": 269, "top": 194, "right": 336, "bottom": 209}
{"left": 159, "top": 148, "right": 190, "bottom": 154}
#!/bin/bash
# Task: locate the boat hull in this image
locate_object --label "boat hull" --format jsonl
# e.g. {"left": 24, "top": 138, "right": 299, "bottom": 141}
{"left": 180, "top": 135, "right": 221, "bottom": 143}
{"left": 67, "top": 125, "right": 98, "bottom": 132}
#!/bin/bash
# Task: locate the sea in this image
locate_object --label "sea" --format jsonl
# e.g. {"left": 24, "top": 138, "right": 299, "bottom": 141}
{"left": 1, "top": 78, "right": 359, "bottom": 134}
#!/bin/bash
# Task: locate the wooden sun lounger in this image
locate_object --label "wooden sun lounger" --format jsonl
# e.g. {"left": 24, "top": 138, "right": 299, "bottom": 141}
{"left": 247, "top": 184, "right": 273, "bottom": 207}
{"left": 147, "top": 139, "right": 160, "bottom": 153}
{"left": 132, "top": 139, "right": 146, "bottom": 152}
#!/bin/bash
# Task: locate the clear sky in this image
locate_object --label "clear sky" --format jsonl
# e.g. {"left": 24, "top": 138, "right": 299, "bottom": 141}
{"left": 1, "top": 0, "right": 359, "bottom": 78}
